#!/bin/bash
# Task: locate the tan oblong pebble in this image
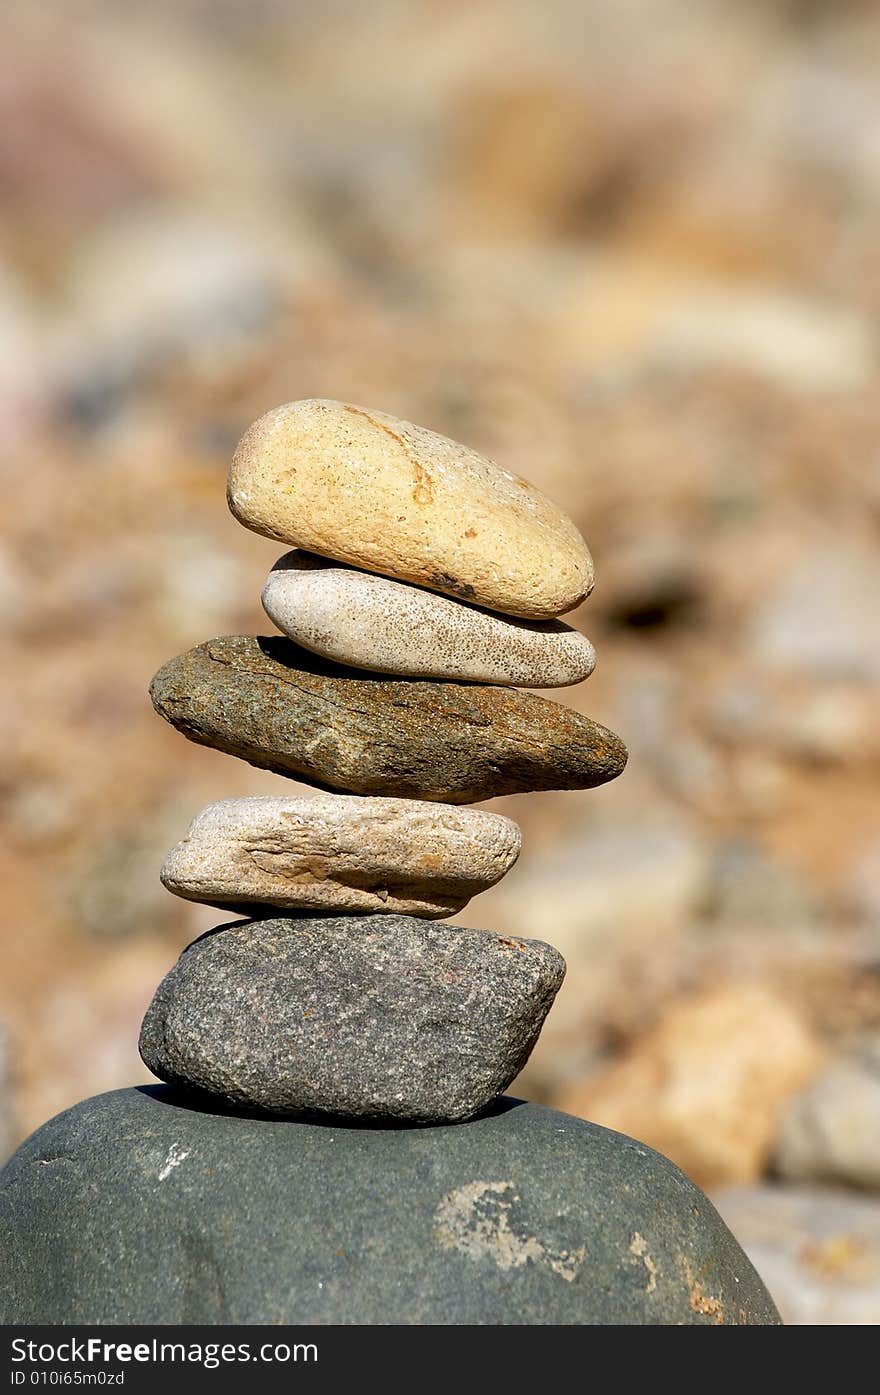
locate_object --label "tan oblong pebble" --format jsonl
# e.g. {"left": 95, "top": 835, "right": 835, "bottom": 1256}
{"left": 228, "top": 399, "right": 593, "bottom": 618}
{"left": 160, "top": 794, "right": 522, "bottom": 919}
{"left": 262, "top": 552, "right": 597, "bottom": 688}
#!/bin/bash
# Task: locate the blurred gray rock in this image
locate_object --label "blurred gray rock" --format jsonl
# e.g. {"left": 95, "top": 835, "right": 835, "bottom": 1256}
{"left": 750, "top": 548, "right": 880, "bottom": 684}
{"left": 847, "top": 838, "right": 880, "bottom": 926}
{"left": 483, "top": 816, "right": 710, "bottom": 1091}
{"left": 73, "top": 815, "right": 185, "bottom": 940}
{"left": 60, "top": 214, "right": 285, "bottom": 422}
{"left": 710, "top": 839, "right": 825, "bottom": 928}
{"left": 715, "top": 1184, "right": 880, "bottom": 1325}
{"left": 710, "top": 676, "right": 877, "bottom": 764}
{"left": 774, "top": 1042, "right": 880, "bottom": 1190}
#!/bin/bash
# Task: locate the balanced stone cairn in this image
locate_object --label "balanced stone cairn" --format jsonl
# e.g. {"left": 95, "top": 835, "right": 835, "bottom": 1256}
{"left": 0, "top": 401, "right": 781, "bottom": 1326}
{"left": 142, "top": 399, "right": 627, "bottom": 1123}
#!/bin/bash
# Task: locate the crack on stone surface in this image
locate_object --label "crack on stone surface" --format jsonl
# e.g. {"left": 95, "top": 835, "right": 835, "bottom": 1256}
{"left": 178, "top": 1227, "right": 231, "bottom": 1323}
{"left": 342, "top": 403, "right": 408, "bottom": 453}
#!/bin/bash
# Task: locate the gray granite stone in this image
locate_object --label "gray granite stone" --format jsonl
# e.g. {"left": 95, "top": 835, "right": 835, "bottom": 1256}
{"left": 139, "top": 915, "right": 565, "bottom": 1122}
{"left": 0, "top": 1088, "right": 781, "bottom": 1324}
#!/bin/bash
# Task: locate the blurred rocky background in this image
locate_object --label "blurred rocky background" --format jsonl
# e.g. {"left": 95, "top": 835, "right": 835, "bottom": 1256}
{"left": 2, "top": 0, "right": 879, "bottom": 1324}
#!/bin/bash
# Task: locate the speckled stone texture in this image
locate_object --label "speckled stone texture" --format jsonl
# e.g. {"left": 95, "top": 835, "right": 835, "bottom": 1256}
{"left": 228, "top": 399, "right": 593, "bottom": 618}
{"left": 262, "top": 550, "right": 596, "bottom": 686}
{"left": 160, "top": 794, "right": 521, "bottom": 918}
{"left": 149, "top": 635, "right": 627, "bottom": 803}
{"left": 139, "top": 915, "right": 565, "bottom": 1121}
{"left": 0, "top": 1088, "right": 781, "bottom": 1324}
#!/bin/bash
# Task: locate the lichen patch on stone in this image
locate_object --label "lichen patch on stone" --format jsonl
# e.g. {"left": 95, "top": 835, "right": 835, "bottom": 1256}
{"left": 678, "top": 1254, "right": 724, "bottom": 1323}
{"left": 158, "top": 1142, "right": 190, "bottom": 1182}
{"left": 629, "top": 1231, "right": 658, "bottom": 1294}
{"left": 434, "top": 1180, "right": 586, "bottom": 1282}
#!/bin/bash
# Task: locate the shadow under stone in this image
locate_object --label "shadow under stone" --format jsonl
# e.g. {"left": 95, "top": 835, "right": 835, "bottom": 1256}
{"left": 134, "top": 1082, "right": 526, "bottom": 1131}
{"left": 256, "top": 633, "right": 420, "bottom": 685}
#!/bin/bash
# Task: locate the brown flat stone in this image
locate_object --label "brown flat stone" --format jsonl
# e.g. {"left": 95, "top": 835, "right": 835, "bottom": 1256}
{"left": 149, "top": 635, "right": 627, "bottom": 804}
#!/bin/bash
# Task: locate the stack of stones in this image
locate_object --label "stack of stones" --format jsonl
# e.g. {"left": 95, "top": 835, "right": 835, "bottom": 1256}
{"left": 141, "top": 399, "right": 628, "bottom": 1122}
{"left": 1, "top": 400, "right": 782, "bottom": 1325}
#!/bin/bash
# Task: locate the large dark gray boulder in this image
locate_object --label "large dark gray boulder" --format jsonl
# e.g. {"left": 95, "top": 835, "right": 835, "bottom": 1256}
{"left": 0, "top": 1087, "right": 780, "bottom": 1324}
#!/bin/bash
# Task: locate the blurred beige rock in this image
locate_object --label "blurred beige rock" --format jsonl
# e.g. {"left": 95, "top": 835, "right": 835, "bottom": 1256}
{"left": 262, "top": 551, "right": 596, "bottom": 686}
{"left": 229, "top": 399, "right": 594, "bottom": 618}
{"left": 161, "top": 794, "right": 521, "bottom": 919}
{"left": 647, "top": 283, "right": 874, "bottom": 393}
{"left": 558, "top": 983, "right": 823, "bottom": 1186}
{"left": 558, "top": 257, "right": 876, "bottom": 392}
{"left": 774, "top": 1043, "right": 880, "bottom": 1190}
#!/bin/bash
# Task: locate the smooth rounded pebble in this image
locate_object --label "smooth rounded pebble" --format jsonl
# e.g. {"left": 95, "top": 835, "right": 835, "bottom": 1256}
{"left": 161, "top": 794, "right": 521, "bottom": 918}
{"left": 228, "top": 398, "right": 594, "bottom": 618}
{"left": 0, "top": 1089, "right": 781, "bottom": 1324}
{"left": 149, "top": 635, "right": 628, "bottom": 804}
{"left": 262, "top": 551, "right": 597, "bottom": 687}
{"left": 139, "top": 915, "right": 566, "bottom": 1123}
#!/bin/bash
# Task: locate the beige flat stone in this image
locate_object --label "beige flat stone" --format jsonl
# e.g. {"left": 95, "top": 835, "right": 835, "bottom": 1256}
{"left": 161, "top": 794, "right": 521, "bottom": 918}
{"left": 228, "top": 399, "right": 593, "bottom": 618}
{"left": 262, "top": 552, "right": 596, "bottom": 687}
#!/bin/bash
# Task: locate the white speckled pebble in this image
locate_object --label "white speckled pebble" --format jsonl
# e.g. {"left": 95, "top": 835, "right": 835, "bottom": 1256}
{"left": 228, "top": 398, "right": 593, "bottom": 618}
{"left": 161, "top": 794, "right": 521, "bottom": 919}
{"left": 262, "top": 552, "right": 596, "bottom": 687}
